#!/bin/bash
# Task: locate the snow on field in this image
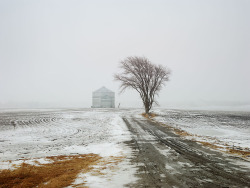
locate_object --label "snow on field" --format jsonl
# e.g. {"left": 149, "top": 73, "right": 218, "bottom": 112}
{"left": 1, "top": 108, "right": 249, "bottom": 186}
{"left": 153, "top": 109, "right": 250, "bottom": 151}
{"left": 0, "top": 108, "right": 138, "bottom": 187}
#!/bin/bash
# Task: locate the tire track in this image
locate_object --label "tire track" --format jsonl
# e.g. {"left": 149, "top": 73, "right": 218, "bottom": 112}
{"left": 123, "top": 116, "right": 250, "bottom": 187}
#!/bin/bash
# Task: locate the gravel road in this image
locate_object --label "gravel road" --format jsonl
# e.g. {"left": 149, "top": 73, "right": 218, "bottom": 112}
{"left": 1, "top": 109, "right": 249, "bottom": 187}
{"left": 123, "top": 115, "right": 250, "bottom": 188}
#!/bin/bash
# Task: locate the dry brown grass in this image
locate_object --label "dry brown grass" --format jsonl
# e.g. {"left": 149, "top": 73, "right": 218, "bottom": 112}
{"left": 0, "top": 154, "right": 101, "bottom": 188}
{"left": 198, "top": 141, "right": 250, "bottom": 158}
{"left": 197, "top": 141, "right": 223, "bottom": 150}
{"left": 141, "top": 113, "right": 157, "bottom": 119}
{"left": 142, "top": 114, "right": 192, "bottom": 137}
{"left": 227, "top": 149, "right": 250, "bottom": 158}
{"left": 89, "top": 156, "right": 125, "bottom": 177}
{"left": 144, "top": 117, "right": 250, "bottom": 160}
{"left": 173, "top": 128, "right": 193, "bottom": 137}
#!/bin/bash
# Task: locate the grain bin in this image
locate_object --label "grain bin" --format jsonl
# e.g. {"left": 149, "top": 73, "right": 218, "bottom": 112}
{"left": 92, "top": 87, "right": 115, "bottom": 108}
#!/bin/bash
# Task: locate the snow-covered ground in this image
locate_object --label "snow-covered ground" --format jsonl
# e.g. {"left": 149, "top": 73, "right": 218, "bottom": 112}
{"left": 1, "top": 108, "right": 249, "bottom": 187}
{"left": 0, "top": 108, "right": 138, "bottom": 187}
{"left": 153, "top": 109, "right": 250, "bottom": 151}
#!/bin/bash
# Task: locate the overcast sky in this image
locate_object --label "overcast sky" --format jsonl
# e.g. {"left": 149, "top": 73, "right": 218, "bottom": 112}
{"left": 0, "top": 0, "right": 250, "bottom": 110}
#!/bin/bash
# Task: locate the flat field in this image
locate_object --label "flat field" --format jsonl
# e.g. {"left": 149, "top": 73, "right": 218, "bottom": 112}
{"left": 0, "top": 108, "right": 249, "bottom": 187}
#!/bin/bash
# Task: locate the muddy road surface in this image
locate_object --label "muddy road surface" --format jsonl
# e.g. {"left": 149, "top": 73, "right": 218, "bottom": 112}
{"left": 123, "top": 115, "right": 250, "bottom": 188}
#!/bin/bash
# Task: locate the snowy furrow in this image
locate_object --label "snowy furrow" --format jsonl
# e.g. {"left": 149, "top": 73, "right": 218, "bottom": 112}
{"left": 153, "top": 109, "right": 250, "bottom": 149}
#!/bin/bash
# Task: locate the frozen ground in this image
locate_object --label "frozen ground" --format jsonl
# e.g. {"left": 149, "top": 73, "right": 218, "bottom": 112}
{"left": 153, "top": 109, "right": 250, "bottom": 151}
{"left": 0, "top": 108, "right": 138, "bottom": 187}
{"left": 0, "top": 108, "right": 250, "bottom": 187}
{"left": 122, "top": 110, "right": 250, "bottom": 187}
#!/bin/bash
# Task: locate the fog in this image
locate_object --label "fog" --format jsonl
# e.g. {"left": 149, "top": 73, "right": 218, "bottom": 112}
{"left": 0, "top": 0, "right": 250, "bottom": 110}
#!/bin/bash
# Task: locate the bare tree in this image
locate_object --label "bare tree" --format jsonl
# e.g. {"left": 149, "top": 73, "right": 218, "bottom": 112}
{"left": 114, "top": 56, "right": 171, "bottom": 114}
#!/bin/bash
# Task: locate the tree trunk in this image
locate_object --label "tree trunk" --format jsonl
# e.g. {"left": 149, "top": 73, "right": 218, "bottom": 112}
{"left": 144, "top": 101, "right": 150, "bottom": 114}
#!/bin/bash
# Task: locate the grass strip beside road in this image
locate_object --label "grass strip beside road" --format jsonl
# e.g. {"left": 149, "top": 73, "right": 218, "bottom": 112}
{"left": 143, "top": 114, "right": 250, "bottom": 159}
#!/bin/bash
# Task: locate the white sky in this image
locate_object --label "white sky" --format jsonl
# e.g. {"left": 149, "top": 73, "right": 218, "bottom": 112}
{"left": 0, "top": 0, "right": 250, "bottom": 110}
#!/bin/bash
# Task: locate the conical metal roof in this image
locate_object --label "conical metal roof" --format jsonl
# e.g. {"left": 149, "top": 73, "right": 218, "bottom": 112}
{"left": 94, "top": 86, "right": 114, "bottom": 93}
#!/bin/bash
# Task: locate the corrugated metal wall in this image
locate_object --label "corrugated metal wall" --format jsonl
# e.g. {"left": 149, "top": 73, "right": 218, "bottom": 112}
{"left": 92, "top": 87, "right": 115, "bottom": 108}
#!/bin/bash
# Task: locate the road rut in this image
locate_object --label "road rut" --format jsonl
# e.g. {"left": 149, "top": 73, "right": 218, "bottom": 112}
{"left": 123, "top": 116, "right": 250, "bottom": 188}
